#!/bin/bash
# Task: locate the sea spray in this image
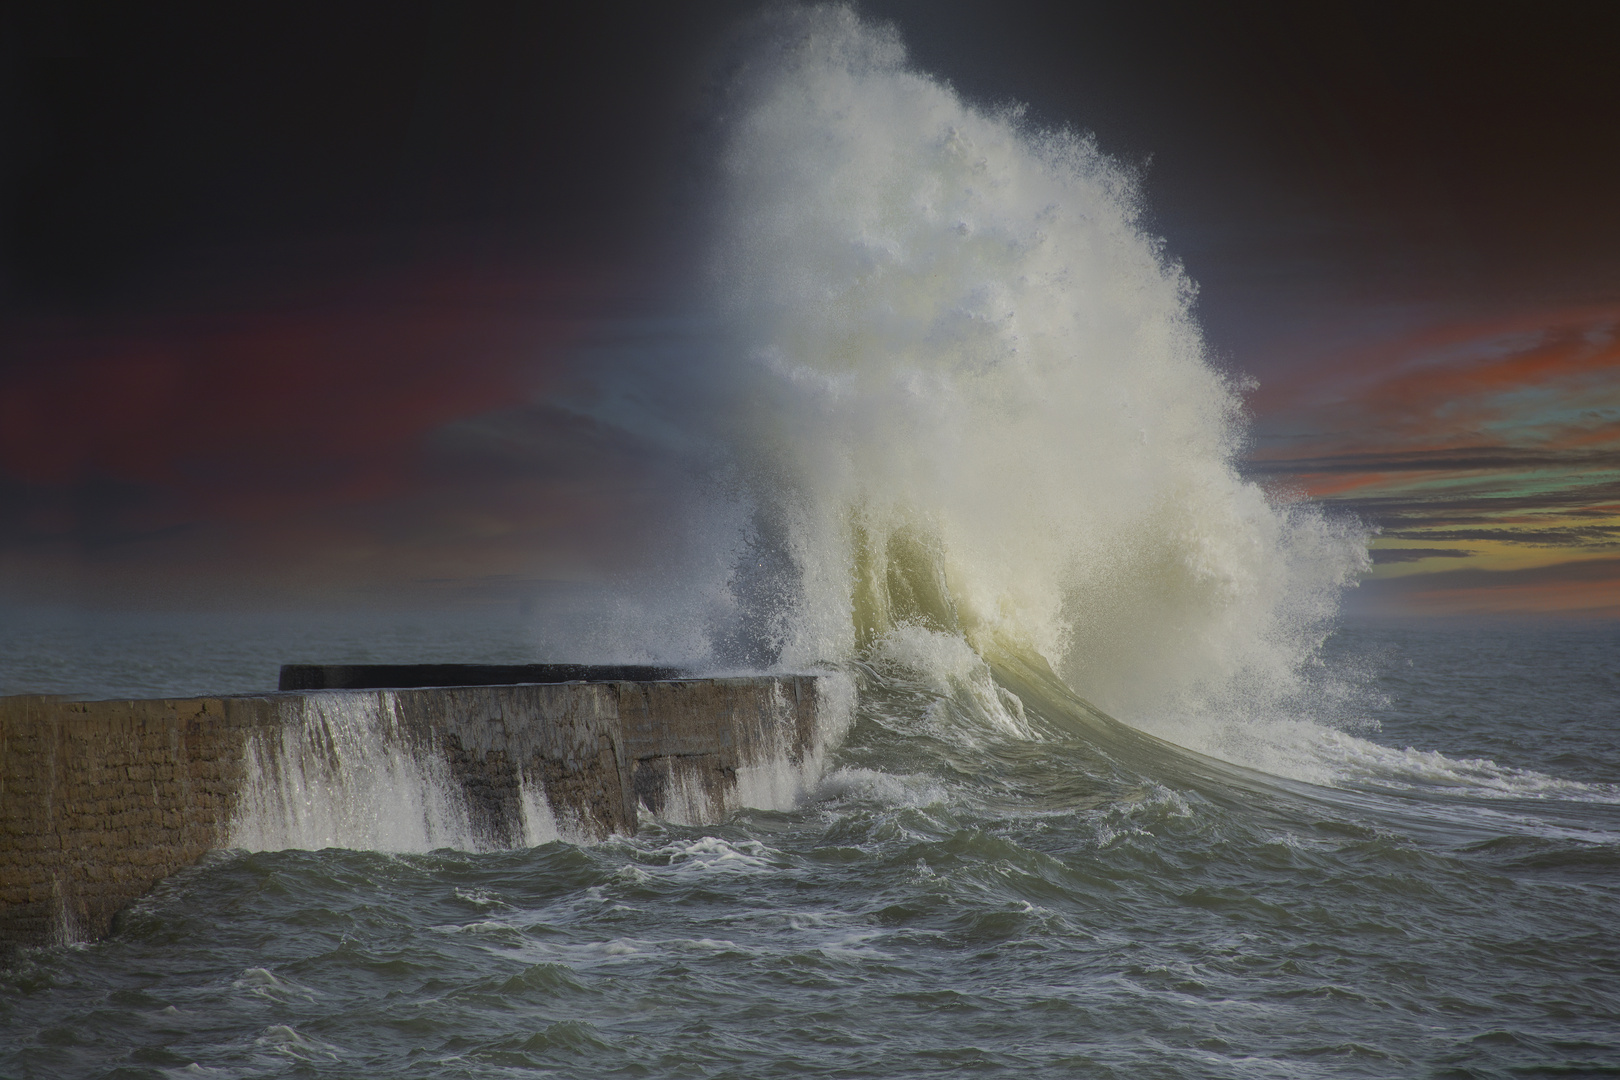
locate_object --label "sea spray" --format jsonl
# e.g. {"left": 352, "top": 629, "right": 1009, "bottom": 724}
{"left": 225, "top": 683, "right": 848, "bottom": 850}
{"left": 731, "top": 672, "right": 857, "bottom": 813}
{"left": 692, "top": 5, "right": 1368, "bottom": 752}
{"left": 229, "top": 692, "right": 490, "bottom": 853}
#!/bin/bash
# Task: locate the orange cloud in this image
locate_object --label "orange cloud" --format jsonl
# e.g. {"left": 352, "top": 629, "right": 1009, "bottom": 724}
{"left": 1355, "top": 556, "right": 1620, "bottom": 619}
{"left": 1249, "top": 302, "right": 1620, "bottom": 618}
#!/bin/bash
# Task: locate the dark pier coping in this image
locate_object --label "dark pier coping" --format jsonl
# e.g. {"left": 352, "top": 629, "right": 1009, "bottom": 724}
{"left": 278, "top": 663, "right": 684, "bottom": 691}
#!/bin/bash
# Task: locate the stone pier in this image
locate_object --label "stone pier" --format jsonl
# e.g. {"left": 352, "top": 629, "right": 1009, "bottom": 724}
{"left": 0, "top": 671, "right": 824, "bottom": 950}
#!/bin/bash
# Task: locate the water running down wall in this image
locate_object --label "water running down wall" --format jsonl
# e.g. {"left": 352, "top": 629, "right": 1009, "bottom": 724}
{"left": 0, "top": 675, "right": 839, "bottom": 949}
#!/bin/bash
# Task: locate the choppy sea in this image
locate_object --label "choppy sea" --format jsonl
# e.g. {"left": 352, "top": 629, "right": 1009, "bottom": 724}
{"left": 2, "top": 611, "right": 1617, "bottom": 1079}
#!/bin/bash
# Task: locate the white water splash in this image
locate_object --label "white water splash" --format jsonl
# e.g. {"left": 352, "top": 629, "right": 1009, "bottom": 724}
{"left": 517, "top": 767, "right": 562, "bottom": 846}
{"left": 686, "top": 4, "right": 1367, "bottom": 738}
{"left": 732, "top": 674, "right": 857, "bottom": 812}
{"left": 229, "top": 692, "right": 481, "bottom": 853}
{"left": 639, "top": 673, "right": 856, "bottom": 825}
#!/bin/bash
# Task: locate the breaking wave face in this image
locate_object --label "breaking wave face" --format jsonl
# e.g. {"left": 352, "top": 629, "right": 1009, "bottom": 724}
{"left": 681, "top": 4, "right": 1367, "bottom": 767}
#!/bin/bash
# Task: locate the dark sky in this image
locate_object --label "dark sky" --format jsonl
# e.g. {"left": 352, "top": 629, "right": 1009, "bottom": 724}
{"left": 2, "top": 3, "right": 741, "bottom": 304}
{"left": 10, "top": 4, "right": 1616, "bottom": 322}
{"left": 4, "top": 1, "right": 1618, "bottom": 612}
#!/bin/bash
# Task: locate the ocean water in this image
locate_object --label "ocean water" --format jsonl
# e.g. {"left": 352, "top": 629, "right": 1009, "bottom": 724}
{"left": 3, "top": 619, "right": 1619, "bottom": 1079}
{"left": 6, "top": 7, "right": 1618, "bottom": 1077}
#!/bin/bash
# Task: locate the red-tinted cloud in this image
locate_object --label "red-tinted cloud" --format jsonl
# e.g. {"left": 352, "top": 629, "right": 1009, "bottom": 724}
{"left": 1, "top": 265, "right": 592, "bottom": 528}
{"left": 1251, "top": 303, "right": 1620, "bottom": 466}
{"left": 1247, "top": 302, "right": 1620, "bottom": 618}
{"left": 0, "top": 262, "right": 651, "bottom": 604}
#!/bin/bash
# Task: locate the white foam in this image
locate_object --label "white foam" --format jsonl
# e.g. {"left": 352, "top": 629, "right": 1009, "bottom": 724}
{"left": 231, "top": 968, "right": 318, "bottom": 1003}
{"left": 254, "top": 1025, "right": 343, "bottom": 1064}
{"left": 1316, "top": 729, "right": 1620, "bottom": 803}
{"left": 647, "top": 835, "right": 782, "bottom": 875}
{"left": 1135, "top": 703, "right": 1620, "bottom": 803}
{"left": 816, "top": 766, "right": 949, "bottom": 808}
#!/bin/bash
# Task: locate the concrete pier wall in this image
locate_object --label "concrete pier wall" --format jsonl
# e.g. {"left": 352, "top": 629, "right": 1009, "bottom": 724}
{"left": 1, "top": 676, "right": 824, "bottom": 949}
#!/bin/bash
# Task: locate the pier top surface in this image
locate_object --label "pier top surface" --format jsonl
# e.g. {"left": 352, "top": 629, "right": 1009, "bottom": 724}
{"left": 277, "top": 663, "right": 685, "bottom": 691}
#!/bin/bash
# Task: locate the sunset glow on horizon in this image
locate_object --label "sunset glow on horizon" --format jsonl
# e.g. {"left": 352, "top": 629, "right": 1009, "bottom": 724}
{"left": 1250, "top": 304, "right": 1620, "bottom": 616}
